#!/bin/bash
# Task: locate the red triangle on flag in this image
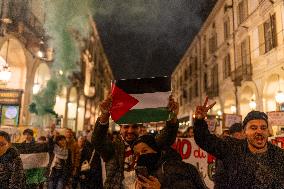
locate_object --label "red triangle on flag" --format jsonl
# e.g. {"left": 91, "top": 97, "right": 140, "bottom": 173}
{"left": 110, "top": 84, "right": 139, "bottom": 122}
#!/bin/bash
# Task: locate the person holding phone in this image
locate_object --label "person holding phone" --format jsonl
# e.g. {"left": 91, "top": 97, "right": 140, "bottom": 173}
{"left": 194, "top": 97, "right": 284, "bottom": 188}
{"left": 133, "top": 134, "right": 207, "bottom": 189}
{"left": 93, "top": 94, "right": 180, "bottom": 189}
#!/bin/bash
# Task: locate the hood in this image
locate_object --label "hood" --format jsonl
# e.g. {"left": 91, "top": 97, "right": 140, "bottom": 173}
{"left": 156, "top": 147, "right": 182, "bottom": 167}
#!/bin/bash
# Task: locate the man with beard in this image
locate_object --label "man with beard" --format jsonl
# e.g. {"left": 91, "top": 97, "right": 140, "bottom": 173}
{"left": 194, "top": 97, "right": 284, "bottom": 189}
{"left": 92, "top": 95, "right": 179, "bottom": 189}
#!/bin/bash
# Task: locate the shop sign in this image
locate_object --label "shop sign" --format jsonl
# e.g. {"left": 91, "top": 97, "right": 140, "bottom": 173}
{"left": 0, "top": 89, "right": 23, "bottom": 105}
{"left": 267, "top": 111, "right": 284, "bottom": 126}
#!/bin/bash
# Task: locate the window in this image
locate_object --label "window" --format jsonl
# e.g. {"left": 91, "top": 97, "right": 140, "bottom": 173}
{"left": 202, "top": 36, "right": 207, "bottom": 62}
{"left": 264, "top": 14, "right": 277, "bottom": 53}
{"left": 241, "top": 37, "right": 250, "bottom": 65}
{"left": 203, "top": 47, "right": 207, "bottom": 62}
{"left": 212, "top": 64, "right": 218, "bottom": 88}
{"left": 238, "top": 0, "right": 248, "bottom": 25}
{"left": 223, "top": 54, "right": 231, "bottom": 79}
{"left": 184, "top": 68, "right": 188, "bottom": 80}
{"left": 194, "top": 57, "right": 198, "bottom": 72}
{"left": 258, "top": 14, "right": 277, "bottom": 55}
{"left": 194, "top": 80, "right": 199, "bottom": 97}
{"left": 224, "top": 19, "right": 230, "bottom": 40}
{"left": 209, "top": 33, "right": 217, "bottom": 54}
{"left": 204, "top": 73, "right": 208, "bottom": 90}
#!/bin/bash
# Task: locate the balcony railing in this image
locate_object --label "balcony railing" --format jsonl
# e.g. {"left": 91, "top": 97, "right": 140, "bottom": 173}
{"left": 6, "top": 1, "right": 45, "bottom": 37}
{"left": 207, "top": 84, "right": 219, "bottom": 98}
{"left": 231, "top": 64, "right": 252, "bottom": 86}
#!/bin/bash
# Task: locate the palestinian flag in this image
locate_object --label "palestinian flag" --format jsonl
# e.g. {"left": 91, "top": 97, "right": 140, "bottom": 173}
{"left": 13, "top": 143, "right": 49, "bottom": 185}
{"left": 111, "top": 76, "right": 171, "bottom": 124}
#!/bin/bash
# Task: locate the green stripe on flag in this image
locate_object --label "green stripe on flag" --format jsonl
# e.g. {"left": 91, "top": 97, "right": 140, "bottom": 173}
{"left": 25, "top": 168, "right": 47, "bottom": 184}
{"left": 116, "top": 107, "right": 170, "bottom": 124}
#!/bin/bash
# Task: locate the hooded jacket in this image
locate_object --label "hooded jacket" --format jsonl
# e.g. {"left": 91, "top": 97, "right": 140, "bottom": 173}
{"left": 153, "top": 148, "right": 207, "bottom": 189}
{"left": 0, "top": 147, "right": 26, "bottom": 189}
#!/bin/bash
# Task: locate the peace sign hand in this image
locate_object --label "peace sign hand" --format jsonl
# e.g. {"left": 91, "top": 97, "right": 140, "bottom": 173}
{"left": 195, "top": 96, "right": 216, "bottom": 119}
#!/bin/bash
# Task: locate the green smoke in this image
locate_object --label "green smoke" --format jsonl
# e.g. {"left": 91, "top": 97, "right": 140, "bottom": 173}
{"left": 30, "top": 0, "right": 95, "bottom": 116}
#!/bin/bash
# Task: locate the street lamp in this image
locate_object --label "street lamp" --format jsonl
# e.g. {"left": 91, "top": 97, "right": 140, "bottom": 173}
{"left": 32, "top": 83, "right": 41, "bottom": 94}
{"left": 0, "top": 39, "right": 12, "bottom": 83}
{"left": 231, "top": 105, "right": 237, "bottom": 114}
{"left": 249, "top": 99, "right": 257, "bottom": 110}
{"left": 275, "top": 75, "right": 284, "bottom": 104}
{"left": 275, "top": 91, "right": 284, "bottom": 104}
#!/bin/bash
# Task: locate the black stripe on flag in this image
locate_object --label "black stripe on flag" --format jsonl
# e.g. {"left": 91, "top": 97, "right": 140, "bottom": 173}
{"left": 115, "top": 76, "right": 171, "bottom": 94}
{"left": 13, "top": 143, "right": 50, "bottom": 154}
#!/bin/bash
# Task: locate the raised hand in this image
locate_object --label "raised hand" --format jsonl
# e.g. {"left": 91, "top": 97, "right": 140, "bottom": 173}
{"left": 167, "top": 95, "right": 179, "bottom": 122}
{"left": 99, "top": 95, "right": 112, "bottom": 123}
{"left": 195, "top": 96, "right": 216, "bottom": 119}
{"left": 136, "top": 176, "right": 161, "bottom": 189}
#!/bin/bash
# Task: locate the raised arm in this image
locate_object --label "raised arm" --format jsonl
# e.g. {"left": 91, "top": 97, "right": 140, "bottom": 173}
{"left": 9, "top": 154, "right": 26, "bottom": 189}
{"left": 92, "top": 95, "right": 115, "bottom": 162}
{"left": 193, "top": 97, "right": 230, "bottom": 159}
{"left": 156, "top": 95, "right": 179, "bottom": 147}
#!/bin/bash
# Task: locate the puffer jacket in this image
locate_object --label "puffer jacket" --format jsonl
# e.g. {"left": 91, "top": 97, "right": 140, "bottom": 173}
{"left": 153, "top": 148, "right": 207, "bottom": 189}
{"left": 92, "top": 120, "right": 179, "bottom": 189}
{"left": 0, "top": 147, "right": 26, "bottom": 189}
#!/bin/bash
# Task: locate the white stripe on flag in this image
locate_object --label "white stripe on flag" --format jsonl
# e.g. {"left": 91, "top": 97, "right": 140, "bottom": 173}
{"left": 131, "top": 91, "right": 171, "bottom": 109}
{"left": 20, "top": 152, "right": 50, "bottom": 169}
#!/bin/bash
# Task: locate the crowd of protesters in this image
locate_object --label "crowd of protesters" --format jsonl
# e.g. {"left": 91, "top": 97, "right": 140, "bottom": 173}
{"left": 1, "top": 95, "right": 284, "bottom": 189}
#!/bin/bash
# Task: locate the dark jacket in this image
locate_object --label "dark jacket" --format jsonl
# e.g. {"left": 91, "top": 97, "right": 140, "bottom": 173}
{"left": 194, "top": 119, "right": 284, "bottom": 189}
{"left": 0, "top": 147, "right": 26, "bottom": 189}
{"left": 79, "top": 141, "right": 103, "bottom": 189}
{"left": 153, "top": 148, "right": 207, "bottom": 189}
{"left": 92, "top": 120, "right": 179, "bottom": 189}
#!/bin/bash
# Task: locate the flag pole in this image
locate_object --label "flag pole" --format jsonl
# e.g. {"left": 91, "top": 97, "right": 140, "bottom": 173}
{"left": 111, "top": 80, "right": 116, "bottom": 95}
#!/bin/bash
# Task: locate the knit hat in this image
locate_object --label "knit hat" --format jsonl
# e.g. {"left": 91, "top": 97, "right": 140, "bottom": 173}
{"left": 132, "top": 134, "right": 159, "bottom": 152}
{"left": 243, "top": 111, "right": 268, "bottom": 128}
{"left": 229, "top": 123, "right": 243, "bottom": 134}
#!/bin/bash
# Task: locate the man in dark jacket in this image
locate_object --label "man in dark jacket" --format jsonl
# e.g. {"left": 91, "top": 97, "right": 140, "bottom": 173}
{"left": 92, "top": 95, "right": 179, "bottom": 189}
{"left": 213, "top": 122, "right": 245, "bottom": 189}
{"left": 194, "top": 97, "right": 284, "bottom": 189}
{"left": 0, "top": 131, "right": 26, "bottom": 189}
{"left": 133, "top": 134, "right": 206, "bottom": 189}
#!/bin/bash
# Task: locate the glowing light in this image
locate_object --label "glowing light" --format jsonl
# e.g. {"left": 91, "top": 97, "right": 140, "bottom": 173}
{"left": 275, "top": 91, "right": 284, "bottom": 104}
{"left": 249, "top": 99, "right": 257, "bottom": 110}
{"left": 32, "top": 83, "right": 41, "bottom": 94}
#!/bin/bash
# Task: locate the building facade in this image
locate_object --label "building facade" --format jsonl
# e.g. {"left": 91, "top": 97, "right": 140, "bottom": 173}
{"left": 0, "top": 1, "right": 113, "bottom": 132}
{"left": 0, "top": 0, "right": 52, "bottom": 127}
{"left": 172, "top": 0, "right": 284, "bottom": 133}
{"left": 53, "top": 18, "right": 114, "bottom": 132}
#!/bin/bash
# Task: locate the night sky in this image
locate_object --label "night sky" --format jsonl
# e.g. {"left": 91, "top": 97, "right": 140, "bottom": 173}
{"left": 93, "top": 0, "right": 216, "bottom": 79}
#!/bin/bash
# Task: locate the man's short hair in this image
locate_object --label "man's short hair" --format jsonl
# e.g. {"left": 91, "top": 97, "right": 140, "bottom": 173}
{"left": 229, "top": 123, "right": 243, "bottom": 135}
{"left": 55, "top": 135, "right": 66, "bottom": 145}
{"left": 23, "top": 128, "right": 34, "bottom": 136}
{"left": 243, "top": 111, "right": 268, "bottom": 128}
{"left": 0, "top": 131, "right": 11, "bottom": 142}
